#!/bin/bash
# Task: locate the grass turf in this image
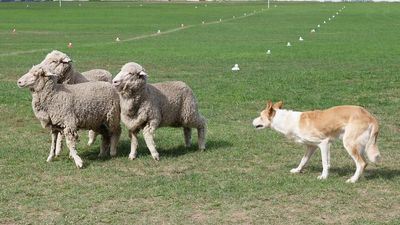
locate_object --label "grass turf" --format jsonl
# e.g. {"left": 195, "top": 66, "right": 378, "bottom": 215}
{"left": 0, "top": 2, "right": 399, "bottom": 224}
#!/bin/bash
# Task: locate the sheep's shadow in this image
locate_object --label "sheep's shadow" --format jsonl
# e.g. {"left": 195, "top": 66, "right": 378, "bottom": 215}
{"left": 81, "top": 138, "right": 232, "bottom": 161}
{"left": 305, "top": 165, "right": 400, "bottom": 181}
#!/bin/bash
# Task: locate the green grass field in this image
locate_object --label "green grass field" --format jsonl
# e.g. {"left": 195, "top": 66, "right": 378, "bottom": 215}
{"left": 1, "top": 1, "right": 399, "bottom": 224}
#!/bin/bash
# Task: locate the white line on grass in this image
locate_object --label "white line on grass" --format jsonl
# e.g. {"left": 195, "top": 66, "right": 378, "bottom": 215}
{"left": 0, "top": 9, "right": 265, "bottom": 58}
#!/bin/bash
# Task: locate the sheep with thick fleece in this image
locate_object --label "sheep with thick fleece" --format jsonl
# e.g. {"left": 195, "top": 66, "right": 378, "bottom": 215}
{"left": 40, "top": 50, "right": 112, "bottom": 84}
{"left": 17, "top": 65, "right": 121, "bottom": 168}
{"left": 39, "top": 50, "right": 113, "bottom": 158}
{"left": 112, "top": 62, "right": 206, "bottom": 160}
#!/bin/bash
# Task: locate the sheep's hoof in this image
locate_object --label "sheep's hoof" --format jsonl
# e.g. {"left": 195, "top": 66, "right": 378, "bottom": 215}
{"left": 98, "top": 152, "right": 108, "bottom": 158}
{"left": 317, "top": 174, "right": 328, "bottom": 180}
{"left": 152, "top": 154, "right": 160, "bottom": 161}
{"left": 128, "top": 154, "right": 136, "bottom": 160}
{"left": 73, "top": 157, "right": 84, "bottom": 168}
{"left": 75, "top": 161, "right": 84, "bottom": 169}
{"left": 46, "top": 156, "right": 54, "bottom": 162}
{"left": 110, "top": 151, "right": 117, "bottom": 157}
{"left": 87, "top": 141, "right": 93, "bottom": 146}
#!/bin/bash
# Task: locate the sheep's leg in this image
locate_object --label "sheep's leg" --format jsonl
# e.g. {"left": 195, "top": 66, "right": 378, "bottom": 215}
{"left": 99, "top": 134, "right": 111, "bottom": 158}
{"left": 129, "top": 130, "right": 139, "bottom": 160}
{"left": 183, "top": 127, "right": 192, "bottom": 148}
{"left": 196, "top": 117, "right": 207, "bottom": 150}
{"left": 87, "top": 130, "right": 97, "bottom": 146}
{"left": 55, "top": 132, "right": 63, "bottom": 157}
{"left": 65, "top": 129, "right": 83, "bottom": 168}
{"left": 110, "top": 130, "right": 120, "bottom": 157}
{"left": 143, "top": 125, "right": 159, "bottom": 161}
{"left": 47, "top": 131, "right": 58, "bottom": 162}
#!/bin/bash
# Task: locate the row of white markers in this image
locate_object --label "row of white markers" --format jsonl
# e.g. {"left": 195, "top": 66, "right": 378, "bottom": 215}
{"left": 115, "top": 4, "right": 278, "bottom": 43}
{"left": 233, "top": 5, "right": 346, "bottom": 71}
{"left": 265, "top": 5, "right": 346, "bottom": 57}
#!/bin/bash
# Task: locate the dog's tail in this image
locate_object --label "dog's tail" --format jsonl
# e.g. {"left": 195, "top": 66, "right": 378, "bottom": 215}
{"left": 365, "top": 120, "right": 381, "bottom": 164}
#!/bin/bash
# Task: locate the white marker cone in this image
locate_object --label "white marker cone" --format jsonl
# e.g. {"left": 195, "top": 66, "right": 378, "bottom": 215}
{"left": 317, "top": 24, "right": 320, "bottom": 28}
{"left": 328, "top": 18, "right": 331, "bottom": 21}
{"left": 157, "top": 30, "right": 161, "bottom": 34}
{"left": 181, "top": 24, "right": 184, "bottom": 27}
{"left": 68, "top": 42, "right": 73, "bottom": 48}
{"left": 266, "top": 50, "right": 271, "bottom": 55}
{"left": 324, "top": 21, "right": 326, "bottom": 24}
{"left": 219, "top": 18, "right": 222, "bottom": 22}
{"left": 115, "top": 37, "right": 120, "bottom": 42}
{"left": 311, "top": 29, "right": 316, "bottom": 33}
{"left": 299, "top": 37, "right": 304, "bottom": 41}
{"left": 287, "top": 42, "right": 291, "bottom": 47}
{"left": 12, "top": 28, "right": 16, "bottom": 33}
{"left": 202, "top": 21, "right": 205, "bottom": 24}
{"left": 244, "top": 13, "right": 247, "bottom": 16}
{"left": 232, "top": 64, "right": 240, "bottom": 71}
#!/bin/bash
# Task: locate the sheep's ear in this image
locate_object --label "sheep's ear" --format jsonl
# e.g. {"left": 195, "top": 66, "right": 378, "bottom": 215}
{"left": 139, "top": 71, "right": 148, "bottom": 79}
{"left": 62, "top": 56, "right": 72, "bottom": 63}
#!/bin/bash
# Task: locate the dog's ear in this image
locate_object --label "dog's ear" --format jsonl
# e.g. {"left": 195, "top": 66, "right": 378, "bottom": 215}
{"left": 273, "top": 101, "right": 283, "bottom": 109}
{"left": 266, "top": 100, "right": 275, "bottom": 118}
{"left": 266, "top": 100, "right": 273, "bottom": 110}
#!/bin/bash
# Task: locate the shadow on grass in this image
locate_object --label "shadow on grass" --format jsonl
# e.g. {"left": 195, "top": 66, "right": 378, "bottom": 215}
{"left": 81, "top": 138, "right": 232, "bottom": 162}
{"left": 307, "top": 165, "right": 400, "bottom": 181}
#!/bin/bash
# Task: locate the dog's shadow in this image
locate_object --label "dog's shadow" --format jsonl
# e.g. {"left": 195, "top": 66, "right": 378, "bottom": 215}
{"left": 81, "top": 138, "right": 232, "bottom": 162}
{"left": 307, "top": 165, "right": 400, "bottom": 181}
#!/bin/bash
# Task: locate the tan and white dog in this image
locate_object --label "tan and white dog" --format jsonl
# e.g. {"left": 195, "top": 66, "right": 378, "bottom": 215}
{"left": 252, "top": 101, "right": 381, "bottom": 183}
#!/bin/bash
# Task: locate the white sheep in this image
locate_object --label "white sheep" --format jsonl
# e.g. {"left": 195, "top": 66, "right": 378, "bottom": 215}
{"left": 40, "top": 50, "right": 112, "bottom": 84}
{"left": 17, "top": 65, "right": 121, "bottom": 168}
{"left": 38, "top": 50, "right": 113, "bottom": 160}
{"left": 112, "top": 62, "right": 206, "bottom": 160}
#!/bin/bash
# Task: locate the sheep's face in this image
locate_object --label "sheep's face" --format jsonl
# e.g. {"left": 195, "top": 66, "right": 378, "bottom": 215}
{"left": 113, "top": 62, "right": 148, "bottom": 92}
{"left": 40, "top": 50, "right": 72, "bottom": 82}
{"left": 17, "top": 65, "right": 55, "bottom": 91}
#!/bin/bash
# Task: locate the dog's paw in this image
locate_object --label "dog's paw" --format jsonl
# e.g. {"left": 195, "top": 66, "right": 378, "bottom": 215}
{"left": 290, "top": 168, "right": 301, "bottom": 174}
{"left": 346, "top": 177, "right": 358, "bottom": 183}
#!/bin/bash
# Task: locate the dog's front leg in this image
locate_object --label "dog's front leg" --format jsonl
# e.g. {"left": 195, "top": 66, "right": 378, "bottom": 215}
{"left": 317, "top": 140, "right": 330, "bottom": 180}
{"left": 290, "top": 145, "right": 317, "bottom": 174}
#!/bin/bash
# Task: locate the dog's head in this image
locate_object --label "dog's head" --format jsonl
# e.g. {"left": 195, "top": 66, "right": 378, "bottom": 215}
{"left": 252, "top": 100, "right": 283, "bottom": 129}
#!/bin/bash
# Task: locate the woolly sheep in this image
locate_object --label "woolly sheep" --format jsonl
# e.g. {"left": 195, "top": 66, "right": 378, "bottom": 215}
{"left": 40, "top": 50, "right": 112, "bottom": 84}
{"left": 39, "top": 50, "right": 113, "bottom": 159}
{"left": 112, "top": 62, "right": 206, "bottom": 160}
{"left": 17, "top": 65, "right": 121, "bottom": 168}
